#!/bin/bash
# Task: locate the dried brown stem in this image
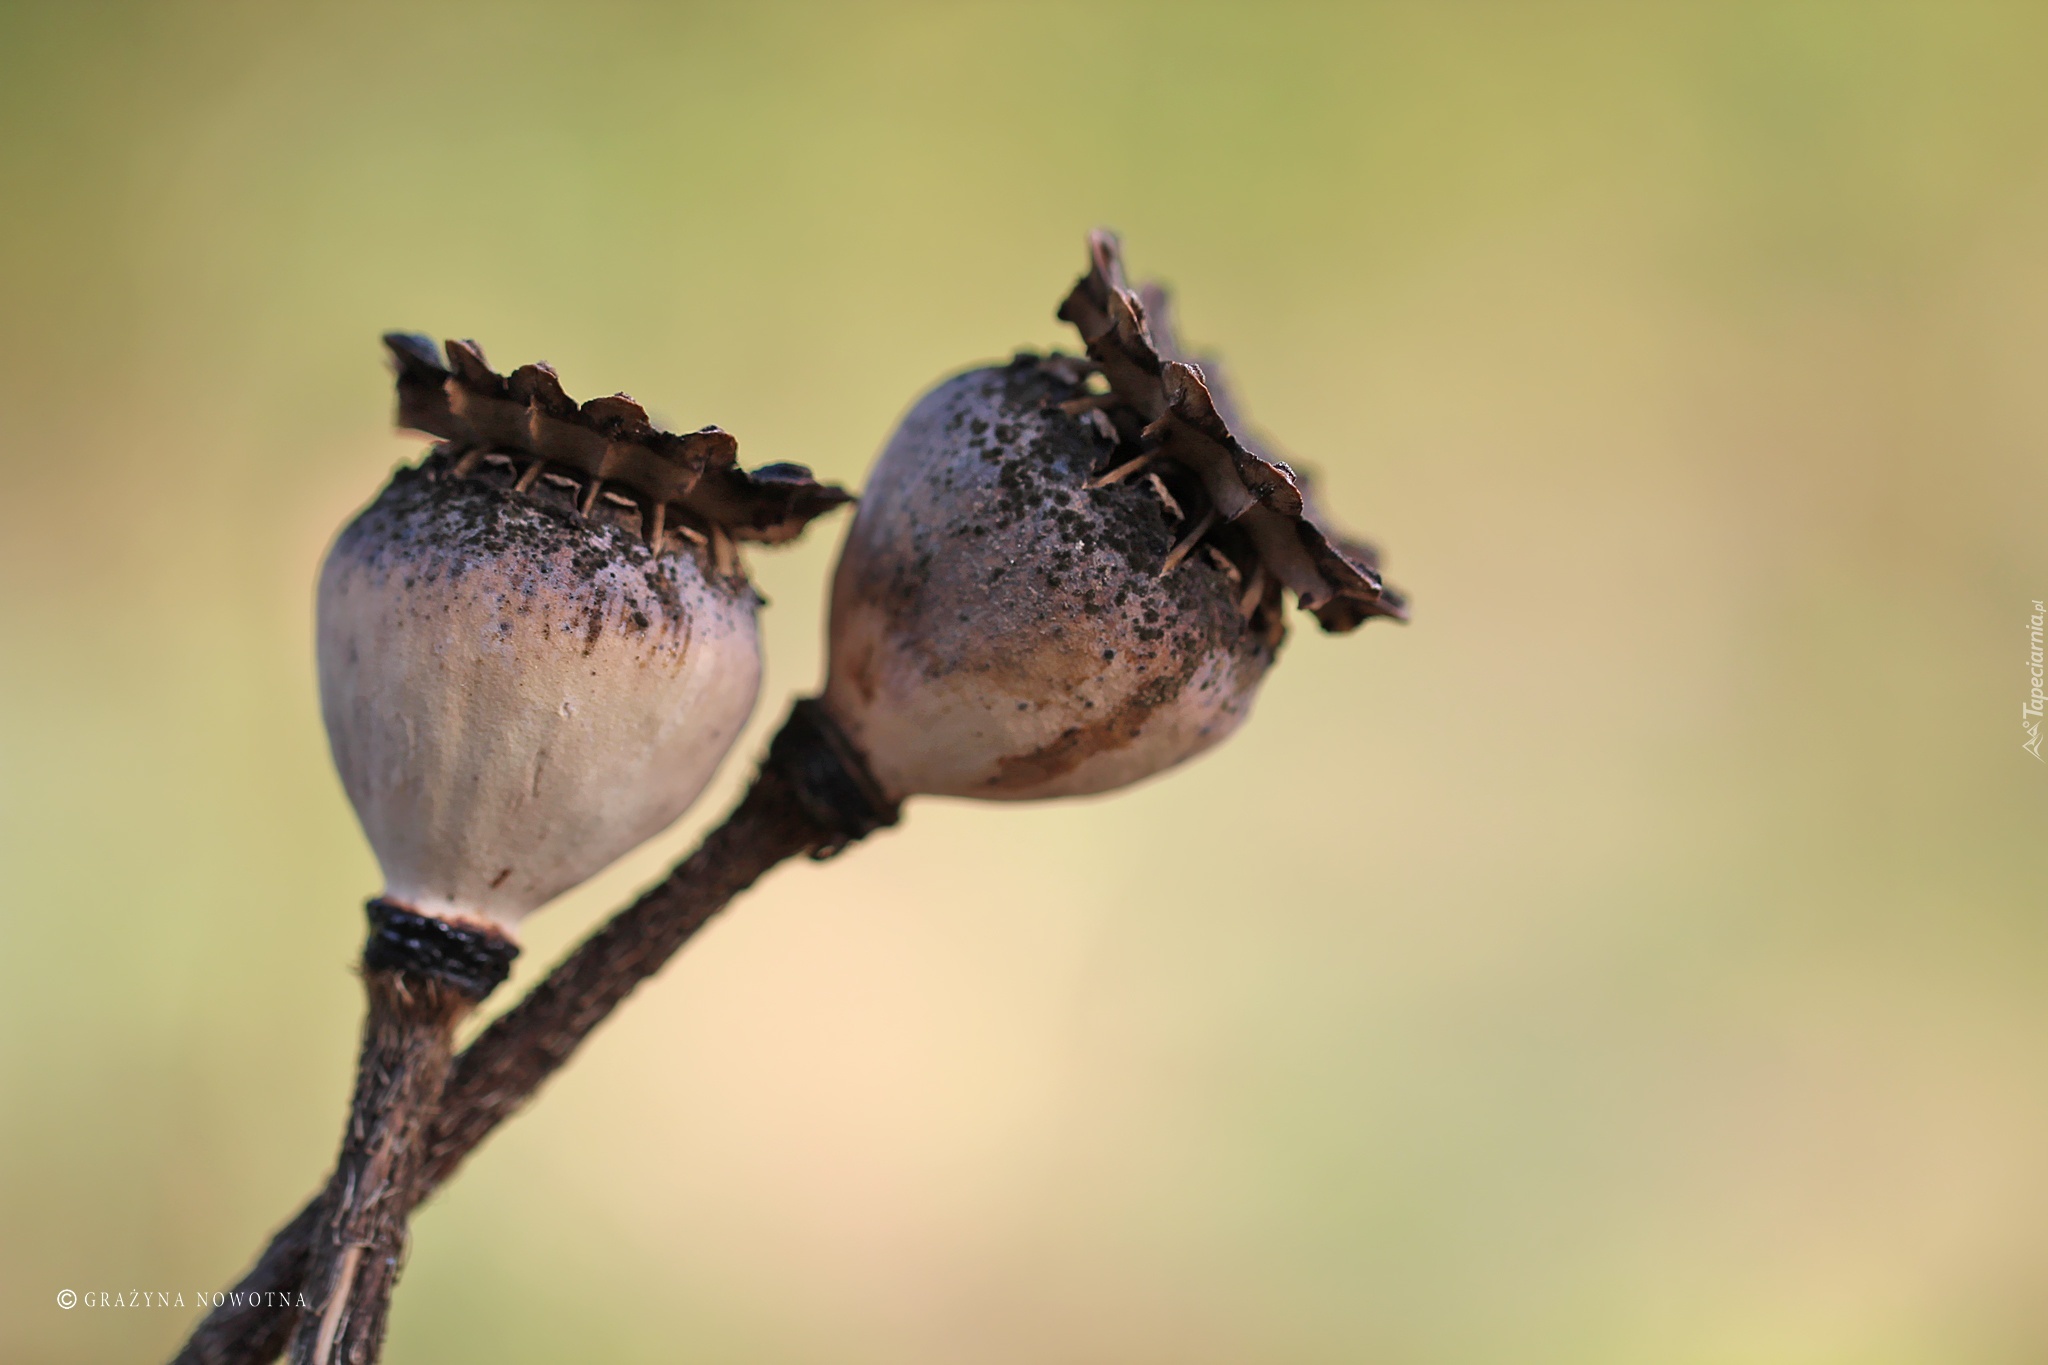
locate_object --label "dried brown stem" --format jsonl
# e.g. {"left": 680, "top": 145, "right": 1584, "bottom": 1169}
{"left": 168, "top": 712, "right": 868, "bottom": 1365}
{"left": 169, "top": 1199, "right": 325, "bottom": 1365}
{"left": 286, "top": 972, "right": 477, "bottom": 1365}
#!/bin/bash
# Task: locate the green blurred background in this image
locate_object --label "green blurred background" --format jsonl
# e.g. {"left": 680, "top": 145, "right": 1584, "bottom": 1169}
{"left": 3, "top": 2, "right": 2044, "bottom": 1361}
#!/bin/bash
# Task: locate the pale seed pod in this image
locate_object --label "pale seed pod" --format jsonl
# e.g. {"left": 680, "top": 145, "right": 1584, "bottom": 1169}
{"left": 318, "top": 336, "right": 850, "bottom": 937}
{"left": 821, "top": 232, "right": 1404, "bottom": 804}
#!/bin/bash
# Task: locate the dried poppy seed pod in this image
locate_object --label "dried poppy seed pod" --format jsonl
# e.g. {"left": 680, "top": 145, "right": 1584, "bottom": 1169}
{"left": 319, "top": 336, "right": 851, "bottom": 935}
{"left": 821, "top": 232, "right": 1404, "bottom": 804}
{"left": 822, "top": 358, "right": 1269, "bottom": 801}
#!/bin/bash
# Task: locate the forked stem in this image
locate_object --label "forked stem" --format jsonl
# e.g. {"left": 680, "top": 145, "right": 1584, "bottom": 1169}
{"left": 169, "top": 702, "right": 895, "bottom": 1365}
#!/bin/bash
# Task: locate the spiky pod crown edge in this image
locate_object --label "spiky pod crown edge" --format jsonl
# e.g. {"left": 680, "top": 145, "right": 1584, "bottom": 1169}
{"left": 384, "top": 333, "right": 853, "bottom": 565}
{"left": 1056, "top": 231, "right": 1407, "bottom": 633}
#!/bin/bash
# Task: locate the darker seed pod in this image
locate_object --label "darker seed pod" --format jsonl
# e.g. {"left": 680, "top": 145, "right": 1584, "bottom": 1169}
{"left": 318, "top": 336, "right": 850, "bottom": 936}
{"left": 822, "top": 232, "right": 1405, "bottom": 803}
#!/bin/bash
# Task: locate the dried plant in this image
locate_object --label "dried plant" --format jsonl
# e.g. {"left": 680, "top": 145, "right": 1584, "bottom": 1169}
{"left": 217, "top": 339, "right": 847, "bottom": 1365}
{"left": 171, "top": 234, "right": 1402, "bottom": 1365}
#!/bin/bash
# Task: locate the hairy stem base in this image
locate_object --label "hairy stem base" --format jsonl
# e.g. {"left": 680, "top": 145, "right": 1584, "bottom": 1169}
{"left": 286, "top": 971, "right": 475, "bottom": 1365}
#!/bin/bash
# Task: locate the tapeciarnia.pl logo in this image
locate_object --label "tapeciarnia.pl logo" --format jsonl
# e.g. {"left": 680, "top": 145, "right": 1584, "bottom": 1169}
{"left": 2025, "top": 600, "right": 2045, "bottom": 761}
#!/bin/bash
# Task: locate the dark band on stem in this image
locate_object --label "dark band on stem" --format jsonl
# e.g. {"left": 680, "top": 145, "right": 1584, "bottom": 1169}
{"left": 766, "top": 698, "right": 900, "bottom": 857}
{"left": 362, "top": 900, "right": 520, "bottom": 998}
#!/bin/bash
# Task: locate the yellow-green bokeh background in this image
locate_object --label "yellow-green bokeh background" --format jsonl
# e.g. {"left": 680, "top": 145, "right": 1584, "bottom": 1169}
{"left": 4, "top": 3, "right": 2044, "bottom": 1361}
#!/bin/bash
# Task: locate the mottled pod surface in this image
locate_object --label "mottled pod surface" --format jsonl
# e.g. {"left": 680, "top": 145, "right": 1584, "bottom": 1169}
{"left": 319, "top": 455, "right": 761, "bottom": 932}
{"left": 825, "top": 359, "right": 1276, "bottom": 801}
